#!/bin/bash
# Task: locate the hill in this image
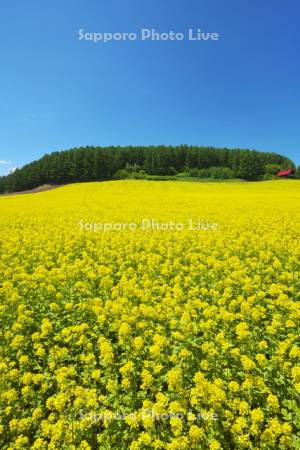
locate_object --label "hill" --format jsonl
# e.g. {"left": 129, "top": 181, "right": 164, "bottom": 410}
{"left": 0, "top": 145, "right": 294, "bottom": 193}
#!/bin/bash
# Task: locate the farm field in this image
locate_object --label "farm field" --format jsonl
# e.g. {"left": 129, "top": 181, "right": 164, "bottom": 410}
{"left": 0, "top": 180, "right": 299, "bottom": 450}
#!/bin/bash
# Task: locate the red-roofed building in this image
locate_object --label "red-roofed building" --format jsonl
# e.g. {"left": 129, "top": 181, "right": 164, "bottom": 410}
{"left": 276, "top": 168, "right": 295, "bottom": 178}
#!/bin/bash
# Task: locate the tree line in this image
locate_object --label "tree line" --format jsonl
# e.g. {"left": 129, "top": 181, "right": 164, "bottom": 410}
{"left": 0, "top": 145, "right": 295, "bottom": 193}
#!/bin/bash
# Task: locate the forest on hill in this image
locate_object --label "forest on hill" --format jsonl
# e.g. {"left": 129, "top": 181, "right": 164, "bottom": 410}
{"left": 0, "top": 145, "right": 295, "bottom": 193}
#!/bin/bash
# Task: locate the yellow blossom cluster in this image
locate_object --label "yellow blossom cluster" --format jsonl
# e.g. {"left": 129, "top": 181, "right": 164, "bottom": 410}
{"left": 0, "top": 180, "right": 299, "bottom": 449}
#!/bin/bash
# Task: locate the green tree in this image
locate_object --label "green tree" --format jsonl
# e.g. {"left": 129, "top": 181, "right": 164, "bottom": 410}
{"left": 0, "top": 145, "right": 294, "bottom": 193}
{"left": 237, "top": 151, "right": 264, "bottom": 181}
{"left": 265, "top": 163, "right": 282, "bottom": 176}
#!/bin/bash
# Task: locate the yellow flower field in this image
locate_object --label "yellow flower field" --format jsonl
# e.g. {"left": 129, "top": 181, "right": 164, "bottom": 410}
{"left": 0, "top": 180, "right": 299, "bottom": 450}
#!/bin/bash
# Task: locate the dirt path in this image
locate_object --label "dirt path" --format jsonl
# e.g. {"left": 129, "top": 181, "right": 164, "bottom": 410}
{"left": 1, "top": 184, "right": 62, "bottom": 196}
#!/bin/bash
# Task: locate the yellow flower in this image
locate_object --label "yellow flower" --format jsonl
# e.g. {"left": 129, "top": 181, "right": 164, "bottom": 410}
{"left": 91, "top": 369, "right": 101, "bottom": 381}
{"left": 250, "top": 408, "right": 264, "bottom": 423}
{"left": 141, "top": 369, "right": 153, "bottom": 389}
{"left": 40, "top": 318, "right": 53, "bottom": 336}
{"left": 32, "top": 407, "right": 43, "bottom": 420}
{"left": 189, "top": 424, "right": 204, "bottom": 442}
{"left": 228, "top": 381, "right": 239, "bottom": 393}
{"left": 241, "top": 355, "right": 256, "bottom": 371}
{"left": 267, "top": 393, "right": 279, "bottom": 411}
{"left": 167, "top": 367, "right": 182, "bottom": 390}
{"left": 209, "top": 440, "right": 222, "bottom": 450}
{"left": 255, "top": 353, "right": 267, "bottom": 365}
{"left": 14, "top": 435, "right": 29, "bottom": 449}
{"left": 235, "top": 322, "right": 250, "bottom": 340}
{"left": 133, "top": 336, "right": 144, "bottom": 351}
{"left": 170, "top": 416, "right": 183, "bottom": 436}
{"left": 238, "top": 401, "right": 249, "bottom": 415}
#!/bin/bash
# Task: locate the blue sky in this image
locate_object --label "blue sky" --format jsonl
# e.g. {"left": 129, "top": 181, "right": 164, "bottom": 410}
{"left": 0, "top": 0, "right": 299, "bottom": 175}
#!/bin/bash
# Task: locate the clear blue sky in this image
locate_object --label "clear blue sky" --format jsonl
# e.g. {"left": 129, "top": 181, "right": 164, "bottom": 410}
{"left": 0, "top": 0, "right": 299, "bottom": 175}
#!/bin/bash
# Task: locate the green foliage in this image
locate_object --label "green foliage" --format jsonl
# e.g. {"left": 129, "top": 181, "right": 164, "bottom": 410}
{"left": 265, "top": 163, "right": 282, "bottom": 176}
{"left": 113, "top": 169, "right": 130, "bottom": 180}
{"left": 188, "top": 168, "right": 200, "bottom": 177}
{"left": 129, "top": 171, "right": 148, "bottom": 180}
{"left": 189, "top": 166, "right": 236, "bottom": 179}
{"left": 0, "top": 146, "right": 294, "bottom": 193}
{"left": 113, "top": 170, "right": 148, "bottom": 180}
{"left": 263, "top": 173, "right": 277, "bottom": 180}
{"left": 167, "top": 166, "right": 177, "bottom": 176}
{"left": 237, "top": 151, "right": 265, "bottom": 181}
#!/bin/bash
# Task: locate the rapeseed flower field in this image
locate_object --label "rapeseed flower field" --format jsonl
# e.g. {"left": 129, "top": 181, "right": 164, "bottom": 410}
{"left": 0, "top": 180, "right": 299, "bottom": 449}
